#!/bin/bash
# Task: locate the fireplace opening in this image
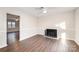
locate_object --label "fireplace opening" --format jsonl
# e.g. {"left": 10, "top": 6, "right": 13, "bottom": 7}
{"left": 45, "top": 29, "right": 57, "bottom": 38}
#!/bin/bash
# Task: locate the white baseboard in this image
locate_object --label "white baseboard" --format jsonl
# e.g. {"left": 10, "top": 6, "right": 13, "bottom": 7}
{"left": 0, "top": 43, "right": 7, "bottom": 48}
{"left": 74, "top": 40, "right": 79, "bottom": 46}
{"left": 20, "top": 34, "right": 38, "bottom": 41}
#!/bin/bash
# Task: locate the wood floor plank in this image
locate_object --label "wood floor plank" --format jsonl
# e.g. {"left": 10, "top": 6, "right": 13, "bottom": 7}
{"left": 0, "top": 34, "right": 79, "bottom": 52}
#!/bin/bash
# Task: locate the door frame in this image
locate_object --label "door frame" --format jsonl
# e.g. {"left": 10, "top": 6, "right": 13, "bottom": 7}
{"left": 6, "top": 13, "right": 20, "bottom": 45}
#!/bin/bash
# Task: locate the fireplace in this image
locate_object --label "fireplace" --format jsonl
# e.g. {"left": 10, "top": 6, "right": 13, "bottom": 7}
{"left": 45, "top": 29, "right": 57, "bottom": 38}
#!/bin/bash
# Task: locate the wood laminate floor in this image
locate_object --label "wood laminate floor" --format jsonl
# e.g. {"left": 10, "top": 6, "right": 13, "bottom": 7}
{"left": 0, "top": 35, "right": 79, "bottom": 52}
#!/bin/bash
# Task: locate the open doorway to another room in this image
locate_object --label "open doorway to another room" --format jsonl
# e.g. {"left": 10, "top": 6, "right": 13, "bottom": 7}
{"left": 7, "top": 13, "right": 20, "bottom": 45}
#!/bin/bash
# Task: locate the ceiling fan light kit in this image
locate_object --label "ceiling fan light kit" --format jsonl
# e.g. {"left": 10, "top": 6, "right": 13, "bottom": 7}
{"left": 40, "top": 7, "right": 47, "bottom": 13}
{"left": 43, "top": 9, "right": 47, "bottom": 13}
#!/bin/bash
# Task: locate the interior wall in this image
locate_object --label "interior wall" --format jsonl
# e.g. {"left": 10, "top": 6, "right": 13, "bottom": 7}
{"left": 0, "top": 10, "right": 7, "bottom": 48}
{"left": 0, "top": 8, "right": 37, "bottom": 48}
{"left": 0, "top": 7, "right": 78, "bottom": 48}
{"left": 38, "top": 11, "right": 75, "bottom": 40}
{"left": 75, "top": 8, "right": 79, "bottom": 45}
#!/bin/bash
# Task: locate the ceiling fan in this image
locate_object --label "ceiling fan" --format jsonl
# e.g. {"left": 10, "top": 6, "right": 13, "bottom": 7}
{"left": 36, "top": 7, "right": 47, "bottom": 13}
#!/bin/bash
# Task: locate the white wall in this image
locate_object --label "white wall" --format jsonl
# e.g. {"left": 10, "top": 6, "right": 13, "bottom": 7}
{"left": 0, "top": 10, "right": 7, "bottom": 48}
{"left": 0, "top": 7, "right": 77, "bottom": 48}
{"left": 38, "top": 11, "right": 75, "bottom": 40}
{"left": 75, "top": 8, "right": 79, "bottom": 45}
{"left": 0, "top": 8, "right": 37, "bottom": 48}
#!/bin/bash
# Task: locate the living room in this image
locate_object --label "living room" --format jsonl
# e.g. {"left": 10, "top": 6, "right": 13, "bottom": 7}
{"left": 0, "top": 7, "right": 79, "bottom": 52}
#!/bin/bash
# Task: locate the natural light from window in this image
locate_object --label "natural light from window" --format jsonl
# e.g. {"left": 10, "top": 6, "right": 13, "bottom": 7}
{"left": 56, "top": 22, "right": 66, "bottom": 44}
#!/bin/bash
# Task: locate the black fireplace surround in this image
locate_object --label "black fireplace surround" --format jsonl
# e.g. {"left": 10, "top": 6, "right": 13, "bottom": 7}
{"left": 45, "top": 29, "right": 57, "bottom": 38}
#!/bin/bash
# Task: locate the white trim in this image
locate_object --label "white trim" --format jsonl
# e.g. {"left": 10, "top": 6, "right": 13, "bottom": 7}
{"left": 0, "top": 44, "right": 7, "bottom": 48}
{"left": 74, "top": 40, "right": 79, "bottom": 46}
{"left": 20, "top": 34, "right": 38, "bottom": 41}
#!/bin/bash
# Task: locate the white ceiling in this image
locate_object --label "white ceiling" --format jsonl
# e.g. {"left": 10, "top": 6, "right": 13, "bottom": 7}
{"left": 18, "top": 7, "right": 77, "bottom": 17}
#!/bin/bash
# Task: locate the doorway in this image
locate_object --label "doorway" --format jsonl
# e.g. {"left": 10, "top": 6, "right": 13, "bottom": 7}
{"left": 7, "top": 13, "right": 20, "bottom": 45}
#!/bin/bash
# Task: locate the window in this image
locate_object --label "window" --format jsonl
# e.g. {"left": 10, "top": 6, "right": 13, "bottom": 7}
{"left": 8, "top": 21, "right": 12, "bottom": 28}
{"left": 12, "top": 22, "right": 16, "bottom": 28}
{"left": 8, "top": 21, "right": 16, "bottom": 29}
